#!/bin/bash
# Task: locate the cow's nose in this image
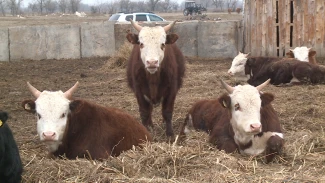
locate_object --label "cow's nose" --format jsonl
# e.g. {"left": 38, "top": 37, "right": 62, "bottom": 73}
{"left": 250, "top": 123, "right": 261, "bottom": 132}
{"left": 42, "top": 131, "right": 56, "bottom": 140}
{"left": 228, "top": 70, "right": 233, "bottom": 75}
{"left": 146, "top": 60, "right": 158, "bottom": 67}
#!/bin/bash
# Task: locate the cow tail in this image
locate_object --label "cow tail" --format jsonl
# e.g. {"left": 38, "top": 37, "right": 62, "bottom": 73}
{"left": 179, "top": 114, "right": 193, "bottom": 138}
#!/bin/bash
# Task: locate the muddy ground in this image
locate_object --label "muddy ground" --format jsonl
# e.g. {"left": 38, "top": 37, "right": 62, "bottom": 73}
{"left": 0, "top": 55, "right": 325, "bottom": 182}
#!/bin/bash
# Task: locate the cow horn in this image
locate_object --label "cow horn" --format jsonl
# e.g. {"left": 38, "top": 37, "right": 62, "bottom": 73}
{"left": 220, "top": 80, "right": 235, "bottom": 94}
{"left": 130, "top": 19, "right": 142, "bottom": 32}
{"left": 256, "top": 79, "right": 271, "bottom": 91}
{"left": 64, "top": 81, "right": 79, "bottom": 99}
{"left": 27, "top": 82, "right": 41, "bottom": 98}
{"left": 163, "top": 21, "right": 176, "bottom": 32}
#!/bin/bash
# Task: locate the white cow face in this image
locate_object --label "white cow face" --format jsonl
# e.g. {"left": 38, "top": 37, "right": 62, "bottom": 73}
{"left": 228, "top": 52, "right": 250, "bottom": 77}
{"left": 34, "top": 91, "right": 70, "bottom": 151}
{"left": 127, "top": 20, "right": 178, "bottom": 74}
{"left": 220, "top": 79, "right": 271, "bottom": 144}
{"left": 22, "top": 82, "right": 78, "bottom": 152}
{"left": 290, "top": 46, "right": 310, "bottom": 62}
{"left": 138, "top": 26, "right": 167, "bottom": 74}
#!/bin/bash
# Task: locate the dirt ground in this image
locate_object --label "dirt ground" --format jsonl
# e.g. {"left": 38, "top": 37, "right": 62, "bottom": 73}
{"left": 0, "top": 55, "right": 325, "bottom": 182}
{"left": 0, "top": 12, "right": 242, "bottom": 27}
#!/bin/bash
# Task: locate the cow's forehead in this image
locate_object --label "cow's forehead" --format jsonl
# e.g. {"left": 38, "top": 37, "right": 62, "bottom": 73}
{"left": 139, "top": 26, "right": 166, "bottom": 43}
{"left": 232, "top": 55, "right": 247, "bottom": 64}
{"left": 35, "top": 91, "right": 70, "bottom": 113}
{"left": 292, "top": 47, "right": 309, "bottom": 60}
{"left": 230, "top": 85, "right": 261, "bottom": 107}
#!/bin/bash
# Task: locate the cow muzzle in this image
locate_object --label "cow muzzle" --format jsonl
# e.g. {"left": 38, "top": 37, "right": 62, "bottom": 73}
{"left": 228, "top": 70, "right": 234, "bottom": 76}
{"left": 146, "top": 60, "right": 159, "bottom": 74}
{"left": 250, "top": 123, "right": 262, "bottom": 133}
{"left": 42, "top": 131, "right": 56, "bottom": 141}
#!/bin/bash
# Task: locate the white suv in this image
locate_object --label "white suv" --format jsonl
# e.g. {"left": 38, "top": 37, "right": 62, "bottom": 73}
{"left": 109, "top": 12, "right": 166, "bottom": 22}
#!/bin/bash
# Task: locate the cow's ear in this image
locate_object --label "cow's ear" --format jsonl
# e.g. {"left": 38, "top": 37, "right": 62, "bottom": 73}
{"left": 126, "top": 32, "right": 139, "bottom": 44}
{"left": 166, "top": 33, "right": 179, "bottom": 44}
{"left": 0, "top": 111, "right": 8, "bottom": 127}
{"left": 245, "top": 58, "right": 255, "bottom": 67}
{"left": 286, "top": 51, "right": 294, "bottom": 58}
{"left": 22, "top": 100, "right": 36, "bottom": 113}
{"left": 260, "top": 93, "right": 274, "bottom": 107}
{"left": 219, "top": 94, "right": 231, "bottom": 108}
{"left": 69, "top": 100, "right": 84, "bottom": 114}
{"left": 309, "top": 50, "right": 316, "bottom": 57}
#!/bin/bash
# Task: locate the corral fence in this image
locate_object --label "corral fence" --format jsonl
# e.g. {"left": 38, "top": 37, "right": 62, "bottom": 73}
{"left": 243, "top": 0, "right": 325, "bottom": 57}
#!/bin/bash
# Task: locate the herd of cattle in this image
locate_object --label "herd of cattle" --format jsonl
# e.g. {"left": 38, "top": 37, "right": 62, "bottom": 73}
{"left": 0, "top": 21, "right": 322, "bottom": 182}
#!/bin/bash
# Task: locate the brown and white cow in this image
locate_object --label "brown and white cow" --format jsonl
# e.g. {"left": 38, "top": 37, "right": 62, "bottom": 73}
{"left": 245, "top": 57, "right": 325, "bottom": 86}
{"left": 22, "top": 82, "right": 152, "bottom": 159}
{"left": 286, "top": 46, "right": 317, "bottom": 64}
{"left": 126, "top": 20, "right": 186, "bottom": 137}
{"left": 180, "top": 79, "right": 284, "bottom": 163}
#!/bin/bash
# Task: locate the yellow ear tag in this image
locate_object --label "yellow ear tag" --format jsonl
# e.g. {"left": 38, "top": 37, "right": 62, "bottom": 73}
{"left": 222, "top": 100, "right": 227, "bottom": 108}
{"left": 0, "top": 120, "right": 3, "bottom": 127}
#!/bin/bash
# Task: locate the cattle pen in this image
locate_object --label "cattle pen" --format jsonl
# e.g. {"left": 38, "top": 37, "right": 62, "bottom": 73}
{"left": 243, "top": 0, "right": 325, "bottom": 57}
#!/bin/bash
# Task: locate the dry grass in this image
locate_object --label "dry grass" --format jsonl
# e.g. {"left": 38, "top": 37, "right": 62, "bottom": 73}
{"left": 1, "top": 53, "right": 325, "bottom": 182}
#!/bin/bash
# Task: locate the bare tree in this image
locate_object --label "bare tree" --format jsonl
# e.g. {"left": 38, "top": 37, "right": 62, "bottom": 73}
{"left": 160, "top": 0, "right": 170, "bottom": 13}
{"left": 135, "top": 1, "right": 147, "bottom": 12}
{"left": 69, "top": 0, "right": 81, "bottom": 13}
{"left": 200, "top": 0, "right": 211, "bottom": 9}
{"left": 212, "top": 0, "right": 224, "bottom": 11}
{"left": 107, "top": 1, "right": 118, "bottom": 14}
{"left": 58, "top": 0, "right": 68, "bottom": 13}
{"left": 226, "top": 0, "right": 238, "bottom": 11}
{"left": 0, "top": 0, "right": 6, "bottom": 16}
{"left": 120, "top": 0, "right": 130, "bottom": 12}
{"left": 7, "top": 0, "right": 23, "bottom": 15}
{"left": 28, "top": 2, "right": 38, "bottom": 15}
{"left": 44, "top": 0, "right": 56, "bottom": 13}
{"left": 147, "top": 0, "right": 159, "bottom": 12}
{"left": 170, "top": 1, "right": 178, "bottom": 12}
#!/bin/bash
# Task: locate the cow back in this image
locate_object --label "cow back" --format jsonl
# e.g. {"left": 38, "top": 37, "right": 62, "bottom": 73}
{"left": 55, "top": 99, "right": 152, "bottom": 159}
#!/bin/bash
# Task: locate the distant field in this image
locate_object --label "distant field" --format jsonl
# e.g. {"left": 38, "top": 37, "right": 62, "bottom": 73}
{"left": 0, "top": 12, "right": 242, "bottom": 27}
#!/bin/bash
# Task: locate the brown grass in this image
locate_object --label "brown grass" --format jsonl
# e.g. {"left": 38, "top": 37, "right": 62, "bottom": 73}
{"left": 1, "top": 52, "right": 325, "bottom": 182}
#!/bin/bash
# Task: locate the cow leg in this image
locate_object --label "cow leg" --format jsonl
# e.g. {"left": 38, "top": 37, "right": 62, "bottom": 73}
{"left": 162, "top": 94, "right": 176, "bottom": 137}
{"left": 265, "top": 135, "right": 284, "bottom": 163}
{"left": 136, "top": 95, "right": 154, "bottom": 128}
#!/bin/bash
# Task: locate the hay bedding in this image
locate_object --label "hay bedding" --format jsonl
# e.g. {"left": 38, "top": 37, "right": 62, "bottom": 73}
{"left": 0, "top": 54, "right": 325, "bottom": 182}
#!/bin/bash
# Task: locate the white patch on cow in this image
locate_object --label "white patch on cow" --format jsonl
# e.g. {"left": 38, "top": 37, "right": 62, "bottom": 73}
{"left": 229, "top": 85, "right": 262, "bottom": 146}
{"left": 291, "top": 46, "right": 309, "bottom": 62}
{"left": 228, "top": 52, "right": 250, "bottom": 80}
{"left": 35, "top": 90, "right": 70, "bottom": 152}
{"left": 241, "top": 132, "right": 284, "bottom": 155}
{"left": 138, "top": 26, "right": 166, "bottom": 74}
{"left": 184, "top": 114, "right": 193, "bottom": 134}
{"left": 144, "top": 95, "right": 150, "bottom": 103}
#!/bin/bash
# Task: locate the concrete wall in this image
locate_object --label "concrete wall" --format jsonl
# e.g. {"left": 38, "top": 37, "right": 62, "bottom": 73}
{"left": 0, "top": 20, "right": 241, "bottom": 62}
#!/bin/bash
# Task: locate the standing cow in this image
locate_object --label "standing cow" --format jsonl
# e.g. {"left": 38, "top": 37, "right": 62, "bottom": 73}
{"left": 180, "top": 79, "right": 284, "bottom": 163}
{"left": 126, "top": 20, "right": 186, "bottom": 137}
{"left": 0, "top": 110, "right": 23, "bottom": 183}
{"left": 22, "top": 82, "right": 152, "bottom": 159}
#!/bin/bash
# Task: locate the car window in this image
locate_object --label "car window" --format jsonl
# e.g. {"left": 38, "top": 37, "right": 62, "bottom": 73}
{"left": 136, "top": 15, "right": 147, "bottom": 21}
{"left": 125, "top": 15, "right": 133, "bottom": 21}
{"left": 149, "top": 15, "right": 163, "bottom": 21}
{"left": 109, "top": 14, "right": 120, "bottom": 21}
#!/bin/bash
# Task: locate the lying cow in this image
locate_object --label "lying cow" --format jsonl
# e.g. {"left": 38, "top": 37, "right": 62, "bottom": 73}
{"left": 286, "top": 46, "right": 317, "bottom": 64}
{"left": 228, "top": 52, "right": 325, "bottom": 86}
{"left": 0, "top": 110, "right": 23, "bottom": 183}
{"left": 179, "top": 79, "right": 284, "bottom": 163}
{"left": 245, "top": 57, "right": 325, "bottom": 86}
{"left": 22, "top": 82, "right": 152, "bottom": 159}
{"left": 126, "top": 20, "right": 185, "bottom": 137}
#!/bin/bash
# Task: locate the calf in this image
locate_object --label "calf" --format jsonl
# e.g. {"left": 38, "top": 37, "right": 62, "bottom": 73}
{"left": 126, "top": 20, "right": 185, "bottom": 137}
{"left": 286, "top": 46, "right": 317, "bottom": 64}
{"left": 180, "top": 79, "right": 284, "bottom": 163}
{"left": 0, "top": 110, "right": 23, "bottom": 183}
{"left": 22, "top": 82, "right": 152, "bottom": 159}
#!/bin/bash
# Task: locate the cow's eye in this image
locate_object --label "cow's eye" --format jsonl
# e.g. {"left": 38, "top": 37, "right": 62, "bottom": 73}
{"left": 234, "top": 104, "right": 240, "bottom": 111}
{"left": 37, "top": 113, "right": 41, "bottom": 119}
{"left": 161, "top": 43, "right": 165, "bottom": 50}
{"left": 140, "top": 43, "right": 144, "bottom": 48}
{"left": 61, "top": 113, "right": 66, "bottom": 118}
